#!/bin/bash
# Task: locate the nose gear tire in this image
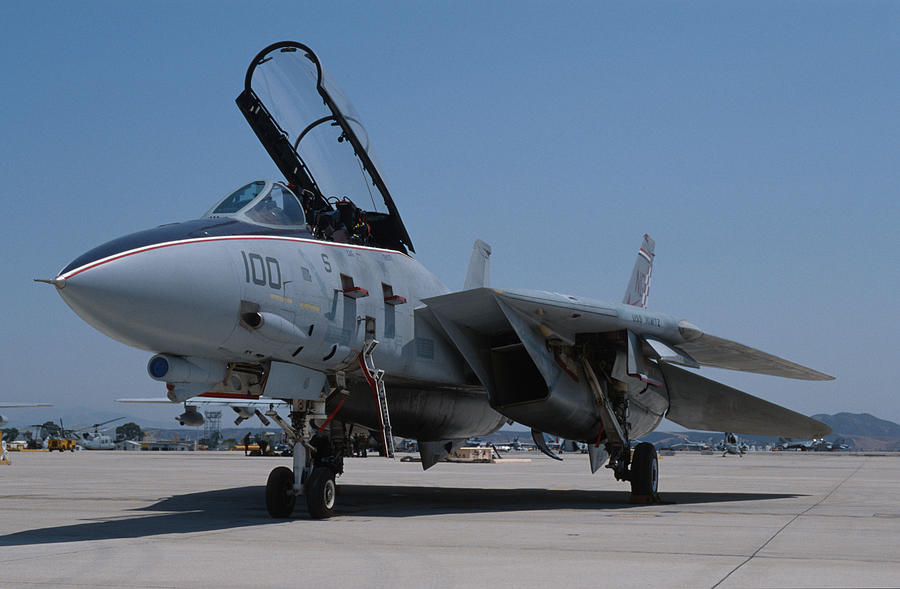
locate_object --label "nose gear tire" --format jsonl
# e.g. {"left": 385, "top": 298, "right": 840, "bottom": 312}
{"left": 266, "top": 466, "right": 296, "bottom": 518}
{"left": 306, "top": 467, "right": 337, "bottom": 519}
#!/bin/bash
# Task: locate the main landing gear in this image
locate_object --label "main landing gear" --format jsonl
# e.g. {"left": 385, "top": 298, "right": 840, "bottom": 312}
{"left": 629, "top": 441, "right": 658, "bottom": 497}
{"left": 582, "top": 353, "right": 660, "bottom": 502}
{"left": 263, "top": 398, "right": 344, "bottom": 519}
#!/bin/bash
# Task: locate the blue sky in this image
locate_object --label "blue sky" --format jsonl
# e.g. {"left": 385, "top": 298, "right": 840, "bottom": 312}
{"left": 2, "top": 2, "right": 897, "bottom": 428}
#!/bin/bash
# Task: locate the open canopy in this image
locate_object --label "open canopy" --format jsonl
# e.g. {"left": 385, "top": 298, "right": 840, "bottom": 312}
{"left": 236, "top": 41, "right": 414, "bottom": 253}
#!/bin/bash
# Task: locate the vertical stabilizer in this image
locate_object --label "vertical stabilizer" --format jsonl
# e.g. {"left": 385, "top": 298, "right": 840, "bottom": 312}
{"left": 623, "top": 234, "right": 655, "bottom": 308}
{"left": 463, "top": 239, "right": 492, "bottom": 290}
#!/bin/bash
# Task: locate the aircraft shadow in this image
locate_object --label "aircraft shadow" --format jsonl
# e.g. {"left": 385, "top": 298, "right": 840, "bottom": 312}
{"left": 335, "top": 485, "right": 800, "bottom": 517}
{"left": 0, "top": 485, "right": 799, "bottom": 546}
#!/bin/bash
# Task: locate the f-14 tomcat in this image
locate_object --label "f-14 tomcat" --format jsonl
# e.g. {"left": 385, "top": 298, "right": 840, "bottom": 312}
{"left": 39, "top": 41, "right": 833, "bottom": 519}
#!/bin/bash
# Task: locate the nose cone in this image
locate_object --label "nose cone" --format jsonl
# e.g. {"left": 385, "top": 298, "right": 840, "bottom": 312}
{"left": 57, "top": 240, "right": 240, "bottom": 356}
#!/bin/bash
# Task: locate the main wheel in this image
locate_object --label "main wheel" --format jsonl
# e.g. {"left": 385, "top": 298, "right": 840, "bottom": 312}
{"left": 265, "top": 466, "right": 296, "bottom": 518}
{"left": 306, "top": 467, "right": 336, "bottom": 519}
{"left": 630, "top": 442, "right": 658, "bottom": 496}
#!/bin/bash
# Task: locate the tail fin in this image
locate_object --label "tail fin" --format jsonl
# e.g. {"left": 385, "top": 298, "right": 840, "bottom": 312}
{"left": 623, "top": 234, "right": 655, "bottom": 308}
{"left": 463, "top": 239, "right": 491, "bottom": 289}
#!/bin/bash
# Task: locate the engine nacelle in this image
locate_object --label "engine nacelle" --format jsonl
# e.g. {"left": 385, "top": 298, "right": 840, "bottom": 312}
{"left": 176, "top": 405, "right": 205, "bottom": 427}
{"left": 148, "top": 355, "right": 226, "bottom": 385}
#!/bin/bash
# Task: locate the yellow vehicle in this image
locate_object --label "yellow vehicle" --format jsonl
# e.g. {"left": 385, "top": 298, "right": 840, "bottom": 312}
{"left": 48, "top": 438, "right": 76, "bottom": 452}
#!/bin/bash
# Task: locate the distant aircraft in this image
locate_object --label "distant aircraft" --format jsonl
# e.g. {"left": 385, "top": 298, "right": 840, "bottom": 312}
{"left": 118, "top": 394, "right": 288, "bottom": 427}
{"left": 39, "top": 41, "right": 833, "bottom": 519}
{"left": 1, "top": 403, "right": 52, "bottom": 463}
{"left": 69, "top": 417, "right": 126, "bottom": 450}
{"left": 666, "top": 440, "right": 711, "bottom": 451}
{"left": 0, "top": 403, "right": 53, "bottom": 429}
{"left": 719, "top": 433, "right": 746, "bottom": 457}
{"left": 777, "top": 436, "right": 844, "bottom": 451}
{"left": 508, "top": 437, "right": 534, "bottom": 452}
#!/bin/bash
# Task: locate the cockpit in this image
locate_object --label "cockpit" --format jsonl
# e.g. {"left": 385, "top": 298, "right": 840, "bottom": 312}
{"left": 205, "top": 180, "right": 307, "bottom": 229}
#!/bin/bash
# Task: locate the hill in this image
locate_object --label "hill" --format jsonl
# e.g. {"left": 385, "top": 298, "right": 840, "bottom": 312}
{"left": 811, "top": 413, "right": 900, "bottom": 437}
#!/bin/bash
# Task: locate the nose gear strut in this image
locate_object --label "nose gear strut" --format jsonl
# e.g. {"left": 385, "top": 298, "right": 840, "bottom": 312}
{"left": 263, "top": 339, "right": 396, "bottom": 519}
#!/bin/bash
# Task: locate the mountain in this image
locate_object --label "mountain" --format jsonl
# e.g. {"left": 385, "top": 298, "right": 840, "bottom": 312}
{"left": 811, "top": 413, "right": 900, "bottom": 437}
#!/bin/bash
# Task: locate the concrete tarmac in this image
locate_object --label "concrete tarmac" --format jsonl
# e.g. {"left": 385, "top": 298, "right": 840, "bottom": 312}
{"left": 0, "top": 450, "right": 898, "bottom": 588}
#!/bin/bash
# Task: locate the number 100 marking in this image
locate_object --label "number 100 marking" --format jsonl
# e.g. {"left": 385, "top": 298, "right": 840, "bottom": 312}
{"left": 241, "top": 251, "right": 282, "bottom": 289}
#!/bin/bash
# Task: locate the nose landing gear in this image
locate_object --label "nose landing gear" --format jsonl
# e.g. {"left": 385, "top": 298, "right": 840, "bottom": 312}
{"left": 305, "top": 466, "right": 337, "bottom": 519}
{"left": 263, "top": 398, "right": 344, "bottom": 519}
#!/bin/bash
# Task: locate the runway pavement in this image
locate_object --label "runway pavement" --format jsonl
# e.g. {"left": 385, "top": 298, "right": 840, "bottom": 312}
{"left": 0, "top": 450, "right": 898, "bottom": 588}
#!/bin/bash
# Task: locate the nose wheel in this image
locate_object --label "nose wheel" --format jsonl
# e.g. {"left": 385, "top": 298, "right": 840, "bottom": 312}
{"left": 265, "top": 464, "right": 337, "bottom": 519}
{"left": 305, "top": 466, "right": 337, "bottom": 519}
{"left": 265, "top": 466, "right": 296, "bottom": 518}
{"left": 262, "top": 398, "right": 347, "bottom": 519}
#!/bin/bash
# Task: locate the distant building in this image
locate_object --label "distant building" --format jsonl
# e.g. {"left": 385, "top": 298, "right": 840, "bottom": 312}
{"left": 141, "top": 440, "right": 196, "bottom": 451}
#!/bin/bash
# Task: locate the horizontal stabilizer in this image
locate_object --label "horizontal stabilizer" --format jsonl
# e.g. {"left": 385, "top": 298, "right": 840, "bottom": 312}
{"left": 661, "top": 363, "right": 831, "bottom": 438}
{"left": 674, "top": 333, "right": 833, "bottom": 381}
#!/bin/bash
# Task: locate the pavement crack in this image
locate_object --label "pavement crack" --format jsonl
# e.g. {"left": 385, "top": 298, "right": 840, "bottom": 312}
{"left": 709, "top": 459, "right": 867, "bottom": 589}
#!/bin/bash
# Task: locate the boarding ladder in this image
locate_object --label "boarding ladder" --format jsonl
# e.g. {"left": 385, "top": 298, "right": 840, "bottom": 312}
{"left": 359, "top": 339, "right": 394, "bottom": 458}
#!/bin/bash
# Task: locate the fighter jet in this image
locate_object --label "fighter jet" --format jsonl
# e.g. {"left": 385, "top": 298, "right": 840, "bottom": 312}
{"left": 37, "top": 41, "right": 833, "bottom": 519}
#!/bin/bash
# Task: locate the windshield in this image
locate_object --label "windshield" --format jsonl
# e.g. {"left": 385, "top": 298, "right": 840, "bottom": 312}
{"left": 204, "top": 181, "right": 306, "bottom": 229}
{"left": 210, "top": 181, "right": 266, "bottom": 215}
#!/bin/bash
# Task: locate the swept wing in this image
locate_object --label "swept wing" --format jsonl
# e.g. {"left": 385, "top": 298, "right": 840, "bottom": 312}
{"left": 421, "top": 286, "right": 831, "bottom": 439}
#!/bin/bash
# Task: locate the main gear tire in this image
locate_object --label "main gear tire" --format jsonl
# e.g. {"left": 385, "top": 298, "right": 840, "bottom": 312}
{"left": 265, "top": 466, "right": 296, "bottom": 518}
{"left": 630, "top": 442, "right": 658, "bottom": 496}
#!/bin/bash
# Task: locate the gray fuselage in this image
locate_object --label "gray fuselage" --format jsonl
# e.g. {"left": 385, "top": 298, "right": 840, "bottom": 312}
{"left": 57, "top": 227, "right": 508, "bottom": 441}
